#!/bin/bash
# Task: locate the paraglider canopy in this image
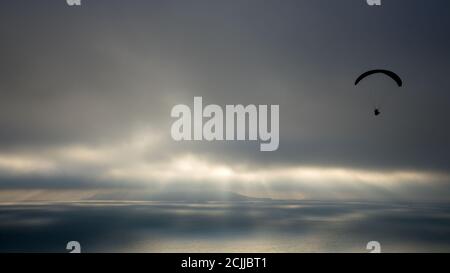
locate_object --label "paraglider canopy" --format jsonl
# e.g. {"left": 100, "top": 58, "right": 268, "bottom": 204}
{"left": 354, "top": 69, "right": 402, "bottom": 87}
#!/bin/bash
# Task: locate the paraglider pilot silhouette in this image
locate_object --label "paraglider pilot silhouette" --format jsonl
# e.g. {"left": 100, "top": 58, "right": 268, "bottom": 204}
{"left": 374, "top": 108, "right": 381, "bottom": 116}
{"left": 354, "top": 69, "right": 403, "bottom": 116}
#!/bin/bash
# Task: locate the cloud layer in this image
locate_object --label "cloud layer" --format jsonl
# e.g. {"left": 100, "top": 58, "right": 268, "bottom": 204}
{"left": 1, "top": 1, "right": 450, "bottom": 201}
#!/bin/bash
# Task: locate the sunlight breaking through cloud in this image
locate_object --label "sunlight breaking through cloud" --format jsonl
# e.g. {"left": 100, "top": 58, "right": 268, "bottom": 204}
{"left": 0, "top": 128, "right": 449, "bottom": 202}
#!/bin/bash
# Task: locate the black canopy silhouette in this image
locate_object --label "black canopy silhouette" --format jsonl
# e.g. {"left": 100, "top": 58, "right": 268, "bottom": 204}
{"left": 354, "top": 69, "right": 402, "bottom": 87}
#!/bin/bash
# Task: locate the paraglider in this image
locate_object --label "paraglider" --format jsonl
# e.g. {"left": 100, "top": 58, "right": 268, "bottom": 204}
{"left": 354, "top": 69, "right": 403, "bottom": 116}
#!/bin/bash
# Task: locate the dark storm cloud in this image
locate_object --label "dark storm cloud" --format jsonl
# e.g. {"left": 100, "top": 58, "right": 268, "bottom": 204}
{"left": 0, "top": 0, "right": 450, "bottom": 196}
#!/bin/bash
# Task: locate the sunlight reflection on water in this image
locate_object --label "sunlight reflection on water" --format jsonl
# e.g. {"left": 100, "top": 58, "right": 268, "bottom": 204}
{"left": 0, "top": 201, "right": 449, "bottom": 252}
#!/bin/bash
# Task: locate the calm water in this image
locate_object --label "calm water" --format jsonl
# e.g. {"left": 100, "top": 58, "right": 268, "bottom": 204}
{"left": 0, "top": 201, "right": 449, "bottom": 252}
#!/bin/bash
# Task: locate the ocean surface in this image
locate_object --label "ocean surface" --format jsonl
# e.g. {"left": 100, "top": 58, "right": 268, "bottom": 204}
{"left": 0, "top": 201, "right": 449, "bottom": 252}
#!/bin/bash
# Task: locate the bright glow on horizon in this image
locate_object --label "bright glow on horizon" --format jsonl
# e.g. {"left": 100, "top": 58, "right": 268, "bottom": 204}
{"left": 0, "top": 131, "right": 448, "bottom": 202}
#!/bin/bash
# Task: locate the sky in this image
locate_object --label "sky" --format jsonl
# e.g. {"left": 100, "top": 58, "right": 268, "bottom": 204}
{"left": 0, "top": 0, "right": 450, "bottom": 202}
